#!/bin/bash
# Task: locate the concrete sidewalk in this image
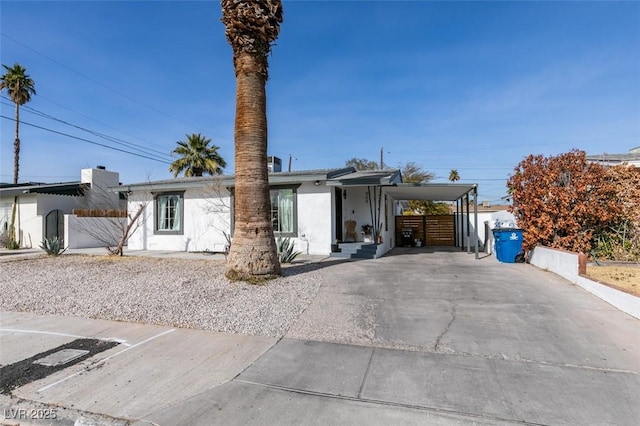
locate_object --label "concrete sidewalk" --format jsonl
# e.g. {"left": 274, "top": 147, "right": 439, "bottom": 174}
{"left": 0, "top": 312, "right": 277, "bottom": 424}
{"left": 2, "top": 248, "right": 639, "bottom": 425}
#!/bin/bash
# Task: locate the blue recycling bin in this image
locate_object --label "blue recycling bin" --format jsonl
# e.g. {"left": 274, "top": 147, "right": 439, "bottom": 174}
{"left": 493, "top": 229, "right": 523, "bottom": 263}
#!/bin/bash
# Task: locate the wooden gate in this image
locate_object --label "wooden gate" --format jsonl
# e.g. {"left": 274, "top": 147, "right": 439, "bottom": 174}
{"left": 395, "top": 215, "right": 455, "bottom": 246}
{"left": 425, "top": 215, "right": 455, "bottom": 246}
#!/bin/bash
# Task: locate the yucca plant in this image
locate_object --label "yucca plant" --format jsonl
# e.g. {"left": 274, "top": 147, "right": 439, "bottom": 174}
{"left": 276, "top": 236, "right": 301, "bottom": 264}
{"left": 40, "top": 236, "right": 67, "bottom": 256}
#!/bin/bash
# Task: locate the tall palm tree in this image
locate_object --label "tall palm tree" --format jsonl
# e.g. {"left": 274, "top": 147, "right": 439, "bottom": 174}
{"left": 449, "top": 169, "right": 460, "bottom": 182}
{"left": 1, "top": 63, "right": 36, "bottom": 184}
{"left": 1, "top": 63, "right": 36, "bottom": 247}
{"left": 169, "top": 133, "right": 227, "bottom": 177}
{"left": 221, "top": 0, "right": 283, "bottom": 280}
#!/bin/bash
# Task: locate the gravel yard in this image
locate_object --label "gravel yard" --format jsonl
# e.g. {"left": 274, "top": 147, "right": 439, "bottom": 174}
{"left": 0, "top": 254, "right": 323, "bottom": 337}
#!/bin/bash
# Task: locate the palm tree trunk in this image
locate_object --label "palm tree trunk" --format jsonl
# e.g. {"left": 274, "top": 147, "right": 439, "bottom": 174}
{"left": 13, "top": 102, "right": 20, "bottom": 184}
{"left": 9, "top": 103, "right": 20, "bottom": 245}
{"left": 225, "top": 52, "right": 280, "bottom": 279}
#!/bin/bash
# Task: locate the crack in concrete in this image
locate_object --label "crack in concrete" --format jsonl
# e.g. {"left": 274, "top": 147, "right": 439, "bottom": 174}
{"left": 357, "top": 348, "right": 376, "bottom": 399}
{"left": 434, "top": 303, "right": 457, "bottom": 352}
{"left": 431, "top": 348, "right": 640, "bottom": 375}
{"left": 274, "top": 337, "right": 639, "bottom": 376}
{"left": 488, "top": 358, "right": 520, "bottom": 420}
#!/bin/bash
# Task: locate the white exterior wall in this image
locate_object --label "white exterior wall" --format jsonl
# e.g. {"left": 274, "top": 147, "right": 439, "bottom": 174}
{"left": 65, "top": 215, "right": 127, "bottom": 249}
{"left": 81, "top": 168, "right": 121, "bottom": 209}
{"left": 1, "top": 193, "right": 79, "bottom": 248}
{"left": 183, "top": 189, "right": 232, "bottom": 252}
{"left": 15, "top": 196, "right": 39, "bottom": 248}
{"left": 128, "top": 186, "right": 231, "bottom": 253}
{"left": 296, "top": 183, "right": 332, "bottom": 255}
{"left": 456, "top": 210, "right": 516, "bottom": 252}
{"left": 0, "top": 201, "right": 11, "bottom": 233}
{"left": 127, "top": 181, "right": 375, "bottom": 256}
{"left": 37, "top": 194, "right": 82, "bottom": 248}
{"left": 125, "top": 191, "right": 149, "bottom": 250}
{"left": 341, "top": 186, "right": 386, "bottom": 242}
{"left": 36, "top": 193, "right": 79, "bottom": 216}
{"left": 0, "top": 168, "right": 121, "bottom": 248}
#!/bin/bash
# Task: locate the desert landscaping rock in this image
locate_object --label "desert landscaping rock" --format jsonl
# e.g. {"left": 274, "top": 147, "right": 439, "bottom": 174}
{"left": 0, "top": 255, "right": 322, "bottom": 337}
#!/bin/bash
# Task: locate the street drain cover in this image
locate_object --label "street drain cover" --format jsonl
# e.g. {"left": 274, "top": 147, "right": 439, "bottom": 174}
{"left": 34, "top": 349, "right": 90, "bottom": 367}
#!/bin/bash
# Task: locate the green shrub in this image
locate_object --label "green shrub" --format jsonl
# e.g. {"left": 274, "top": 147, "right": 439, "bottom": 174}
{"left": 40, "top": 237, "right": 67, "bottom": 256}
{"left": 4, "top": 239, "right": 19, "bottom": 250}
{"left": 276, "top": 236, "right": 301, "bottom": 264}
{"left": 592, "top": 222, "right": 640, "bottom": 262}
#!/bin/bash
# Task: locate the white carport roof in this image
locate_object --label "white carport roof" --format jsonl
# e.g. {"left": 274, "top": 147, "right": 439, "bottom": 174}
{"left": 383, "top": 183, "right": 481, "bottom": 259}
{"left": 326, "top": 169, "right": 476, "bottom": 202}
{"left": 383, "top": 183, "right": 477, "bottom": 202}
{"left": 328, "top": 176, "right": 480, "bottom": 257}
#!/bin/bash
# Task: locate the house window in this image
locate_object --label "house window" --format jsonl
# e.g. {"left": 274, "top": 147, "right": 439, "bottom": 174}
{"left": 155, "top": 192, "right": 184, "bottom": 234}
{"left": 270, "top": 186, "right": 297, "bottom": 237}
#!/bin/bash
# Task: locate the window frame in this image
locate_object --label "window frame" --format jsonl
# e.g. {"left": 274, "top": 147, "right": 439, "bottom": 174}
{"left": 269, "top": 185, "right": 299, "bottom": 237}
{"left": 229, "top": 184, "right": 299, "bottom": 238}
{"left": 154, "top": 191, "right": 185, "bottom": 235}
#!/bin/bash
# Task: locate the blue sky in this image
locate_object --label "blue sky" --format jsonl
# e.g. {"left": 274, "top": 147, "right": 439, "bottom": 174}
{"left": 1, "top": 0, "right": 639, "bottom": 203}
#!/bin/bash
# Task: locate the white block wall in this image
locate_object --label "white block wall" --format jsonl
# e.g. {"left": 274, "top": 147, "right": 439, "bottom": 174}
{"left": 529, "top": 245, "right": 640, "bottom": 320}
{"left": 529, "top": 246, "right": 579, "bottom": 283}
{"left": 65, "top": 215, "right": 127, "bottom": 249}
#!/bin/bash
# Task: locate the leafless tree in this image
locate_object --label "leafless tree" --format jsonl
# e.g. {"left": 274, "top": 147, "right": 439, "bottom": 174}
{"left": 71, "top": 182, "right": 147, "bottom": 256}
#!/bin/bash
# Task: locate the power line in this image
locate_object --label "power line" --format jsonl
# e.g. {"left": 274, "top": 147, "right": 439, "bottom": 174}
{"left": 1, "top": 97, "right": 174, "bottom": 160}
{"left": 1, "top": 32, "right": 212, "bottom": 135}
{"left": 36, "top": 94, "right": 172, "bottom": 154}
{"left": 0, "top": 115, "right": 172, "bottom": 165}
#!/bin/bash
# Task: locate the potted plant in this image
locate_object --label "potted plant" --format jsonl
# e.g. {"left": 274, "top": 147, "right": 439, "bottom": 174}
{"left": 331, "top": 239, "right": 341, "bottom": 253}
{"left": 375, "top": 223, "right": 383, "bottom": 244}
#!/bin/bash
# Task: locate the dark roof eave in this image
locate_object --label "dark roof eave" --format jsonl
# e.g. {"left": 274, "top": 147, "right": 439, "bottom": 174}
{"left": 0, "top": 182, "right": 87, "bottom": 197}
{"left": 114, "top": 168, "right": 355, "bottom": 193}
{"left": 326, "top": 169, "right": 402, "bottom": 187}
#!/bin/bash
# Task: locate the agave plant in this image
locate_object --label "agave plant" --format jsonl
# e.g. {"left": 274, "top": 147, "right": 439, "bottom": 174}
{"left": 39, "top": 236, "right": 67, "bottom": 256}
{"left": 276, "top": 236, "right": 301, "bottom": 264}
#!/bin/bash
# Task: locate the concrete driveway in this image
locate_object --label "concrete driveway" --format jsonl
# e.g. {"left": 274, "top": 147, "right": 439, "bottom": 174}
{"left": 2, "top": 248, "right": 639, "bottom": 425}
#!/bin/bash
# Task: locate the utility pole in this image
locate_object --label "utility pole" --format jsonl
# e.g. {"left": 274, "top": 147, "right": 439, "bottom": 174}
{"left": 380, "top": 147, "right": 384, "bottom": 170}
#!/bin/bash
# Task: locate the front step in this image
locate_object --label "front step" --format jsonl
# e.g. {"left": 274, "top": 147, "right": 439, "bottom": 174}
{"left": 330, "top": 243, "right": 378, "bottom": 259}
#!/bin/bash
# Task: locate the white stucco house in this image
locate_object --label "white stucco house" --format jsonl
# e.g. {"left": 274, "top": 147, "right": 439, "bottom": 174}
{"left": 117, "top": 164, "right": 481, "bottom": 258}
{"left": 586, "top": 147, "right": 640, "bottom": 167}
{"left": 0, "top": 167, "right": 124, "bottom": 249}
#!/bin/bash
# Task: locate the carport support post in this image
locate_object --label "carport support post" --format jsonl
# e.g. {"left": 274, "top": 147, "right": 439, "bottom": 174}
{"left": 473, "top": 186, "right": 479, "bottom": 259}
{"left": 456, "top": 199, "right": 461, "bottom": 249}
{"left": 457, "top": 198, "right": 461, "bottom": 249}
{"left": 465, "top": 193, "right": 470, "bottom": 254}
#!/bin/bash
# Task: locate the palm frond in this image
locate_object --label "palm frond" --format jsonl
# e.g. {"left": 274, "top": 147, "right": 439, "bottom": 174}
{"left": 168, "top": 133, "right": 227, "bottom": 177}
{"left": 0, "top": 63, "right": 36, "bottom": 105}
